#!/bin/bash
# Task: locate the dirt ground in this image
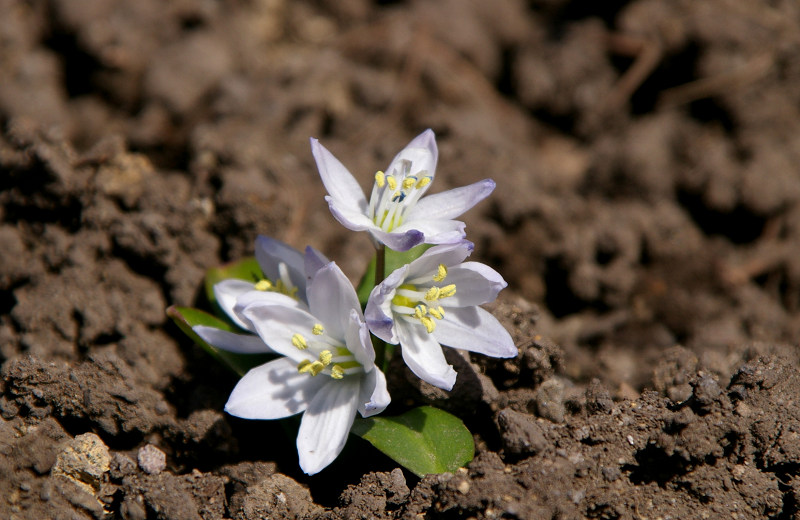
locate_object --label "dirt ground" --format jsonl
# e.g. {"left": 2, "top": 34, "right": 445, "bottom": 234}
{"left": 2, "top": 0, "right": 800, "bottom": 518}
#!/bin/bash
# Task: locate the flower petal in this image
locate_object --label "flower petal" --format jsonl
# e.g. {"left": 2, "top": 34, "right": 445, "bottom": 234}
{"left": 344, "top": 309, "right": 375, "bottom": 369}
{"left": 254, "top": 235, "right": 306, "bottom": 296}
{"left": 369, "top": 228, "right": 425, "bottom": 252}
{"left": 407, "top": 179, "right": 495, "bottom": 221}
{"left": 193, "top": 325, "right": 273, "bottom": 354}
{"left": 327, "top": 197, "right": 376, "bottom": 232}
{"left": 358, "top": 369, "right": 390, "bottom": 418}
{"left": 214, "top": 279, "right": 257, "bottom": 330}
{"left": 238, "top": 301, "right": 320, "bottom": 362}
{"left": 311, "top": 138, "right": 368, "bottom": 212}
{"left": 365, "top": 265, "right": 410, "bottom": 344}
{"left": 398, "top": 321, "right": 457, "bottom": 390}
{"left": 395, "top": 218, "right": 465, "bottom": 246}
{"left": 404, "top": 242, "right": 473, "bottom": 281}
{"left": 385, "top": 129, "right": 438, "bottom": 181}
{"left": 225, "top": 357, "right": 328, "bottom": 420}
{"left": 432, "top": 306, "right": 517, "bottom": 358}
{"left": 439, "top": 262, "right": 507, "bottom": 307}
{"left": 297, "top": 377, "right": 361, "bottom": 475}
{"left": 307, "top": 262, "right": 362, "bottom": 340}
{"left": 304, "top": 246, "right": 329, "bottom": 285}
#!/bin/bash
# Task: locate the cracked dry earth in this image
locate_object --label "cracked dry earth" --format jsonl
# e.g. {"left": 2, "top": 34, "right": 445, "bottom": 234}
{"left": 2, "top": 0, "right": 800, "bottom": 518}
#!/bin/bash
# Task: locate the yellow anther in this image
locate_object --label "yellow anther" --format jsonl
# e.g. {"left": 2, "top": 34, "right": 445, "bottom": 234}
{"left": 428, "top": 306, "right": 444, "bottom": 319}
{"left": 439, "top": 284, "right": 457, "bottom": 298}
{"left": 402, "top": 177, "right": 416, "bottom": 190}
{"left": 413, "top": 304, "right": 428, "bottom": 319}
{"left": 425, "top": 287, "right": 441, "bottom": 301}
{"left": 254, "top": 279, "right": 273, "bottom": 291}
{"left": 416, "top": 177, "right": 431, "bottom": 188}
{"left": 319, "top": 350, "right": 333, "bottom": 366}
{"left": 330, "top": 365, "right": 344, "bottom": 379}
{"left": 433, "top": 264, "right": 448, "bottom": 282}
{"left": 375, "top": 171, "right": 386, "bottom": 188}
{"left": 291, "top": 333, "right": 308, "bottom": 350}
{"left": 312, "top": 323, "right": 324, "bottom": 335}
{"left": 299, "top": 360, "right": 324, "bottom": 376}
{"left": 420, "top": 316, "right": 436, "bottom": 333}
{"left": 387, "top": 176, "right": 397, "bottom": 191}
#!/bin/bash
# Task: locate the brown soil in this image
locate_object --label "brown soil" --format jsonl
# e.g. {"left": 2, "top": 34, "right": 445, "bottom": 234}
{"left": 2, "top": 0, "right": 799, "bottom": 518}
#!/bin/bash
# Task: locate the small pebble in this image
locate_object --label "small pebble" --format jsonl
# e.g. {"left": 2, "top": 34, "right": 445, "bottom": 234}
{"left": 137, "top": 444, "right": 166, "bottom": 475}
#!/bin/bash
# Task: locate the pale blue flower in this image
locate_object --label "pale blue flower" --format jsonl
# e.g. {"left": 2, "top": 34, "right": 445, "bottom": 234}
{"left": 225, "top": 261, "right": 390, "bottom": 475}
{"left": 365, "top": 241, "right": 516, "bottom": 390}
{"left": 310, "top": 129, "right": 496, "bottom": 251}
{"left": 193, "top": 236, "right": 328, "bottom": 355}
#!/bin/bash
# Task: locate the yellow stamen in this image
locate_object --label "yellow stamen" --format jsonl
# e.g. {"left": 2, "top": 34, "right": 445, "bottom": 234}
{"left": 312, "top": 323, "right": 324, "bottom": 335}
{"left": 375, "top": 171, "right": 386, "bottom": 188}
{"left": 319, "top": 350, "right": 332, "bottom": 366}
{"left": 433, "top": 264, "right": 447, "bottom": 282}
{"left": 402, "top": 177, "right": 416, "bottom": 190}
{"left": 413, "top": 304, "right": 428, "bottom": 319}
{"left": 439, "top": 284, "right": 457, "bottom": 298}
{"left": 425, "top": 287, "right": 441, "bottom": 301}
{"left": 387, "top": 176, "right": 397, "bottom": 191}
{"left": 291, "top": 333, "right": 307, "bottom": 350}
{"left": 330, "top": 365, "right": 344, "bottom": 379}
{"left": 429, "top": 306, "right": 444, "bottom": 319}
{"left": 420, "top": 316, "right": 436, "bottom": 333}
{"left": 299, "top": 360, "right": 324, "bottom": 376}
{"left": 254, "top": 279, "right": 273, "bottom": 291}
{"left": 416, "top": 177, "right": 431, "bottom": 189}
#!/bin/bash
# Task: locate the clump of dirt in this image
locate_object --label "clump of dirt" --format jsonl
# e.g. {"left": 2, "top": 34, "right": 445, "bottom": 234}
{"left": 2, "top": 0, "right": 799, "bottom": 518}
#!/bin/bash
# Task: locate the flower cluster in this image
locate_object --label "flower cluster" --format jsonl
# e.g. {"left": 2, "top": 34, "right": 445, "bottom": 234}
{"left": 194, "top": 130, "right": 516, "bottom": 475}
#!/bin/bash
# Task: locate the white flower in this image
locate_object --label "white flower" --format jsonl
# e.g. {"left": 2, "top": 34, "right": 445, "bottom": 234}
{"left": 365, "top": 241, "right": 516, "bottom": 390}
{"left": 193, "top": 236, "right": 328, "bottom": 356}
{"left": 310, "top": 129, "right": 496, "bottom": 251}
{"left": 225, "top": 261, "right": 390, "bottom": 475}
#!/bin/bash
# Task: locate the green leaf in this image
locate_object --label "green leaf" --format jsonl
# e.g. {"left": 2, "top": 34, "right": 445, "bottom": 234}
{"left": 356, "top": 244, "right": 433, "bottom": 306}
{"left": 205, "top": 257, "right": 263, "bottom": 320}
{"left": 350, "top": 406, "right": 474, "bottom": 477}
{"left": 167, "top": 305, "right": 272, "bottom": 376}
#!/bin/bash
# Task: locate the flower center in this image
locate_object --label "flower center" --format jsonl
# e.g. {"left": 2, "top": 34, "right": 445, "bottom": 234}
{"left": 253, "top": 262, "right": 299, "bottom": 298}
{"left": 291, "top": 323, "right": 362, "bottom": 379}
{"left": 390, "top": 264, "right": 455, "bottom": 333}
{"left": 367, "top": 159, "right": 432, "bottom": 232}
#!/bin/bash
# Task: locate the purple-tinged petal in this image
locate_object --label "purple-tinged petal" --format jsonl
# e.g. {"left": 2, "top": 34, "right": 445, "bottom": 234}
{"left": 438, "top": 262, "right": 507, "bottom": 307}
{"left": 307, "top": 262, "right": 362, "bottom": 339}
{"left": 432, "top": 306, "right": 517, "bottom": 358}
{"left": 297, "top": 377, "right": 361, "bottom": 475}
{"left": 395, "top": 219, "right": 465, "bottom": 246}
{"left": 369, "top": 228, "right": 425, "bottom": 252}
{"left": 358, "top": 369, "right": 390, "bottom": 418}
{"left": 407, "top": 179, "right": 495, "bottom": 221}
{"left": 214, "top": 279, "right": 257, "bottom": 330}
{"left": 224, "top": 357, "right": 328, "bottom": 420}
{"left": 365, "top": 265, "right": 410, "bottom": 344}
{"left": 254, "top": 235, "right": 306, "bottom": 295}
{"left": 304, "top": 246, "right": 329, "bottom": 285}
{"left": 311, "top": 138, "right": 368, "bottom": 212}
{"left": 397, "top": 321, "right": 457, "bottom": 390}
{"left": 404, "top": 242, "right": 473, "bottom": 281}
{"left": 193, "top": 326, "right": 273, "bottom": 354}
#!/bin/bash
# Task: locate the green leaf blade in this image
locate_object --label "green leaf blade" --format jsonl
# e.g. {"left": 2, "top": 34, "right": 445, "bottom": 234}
{"left": 351, "top": 406, "right": 474, "bottom": 477}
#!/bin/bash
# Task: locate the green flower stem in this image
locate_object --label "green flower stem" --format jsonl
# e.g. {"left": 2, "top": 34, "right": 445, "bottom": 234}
{"left": 373, "top": 245, "right": 387, "bottom": 370}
